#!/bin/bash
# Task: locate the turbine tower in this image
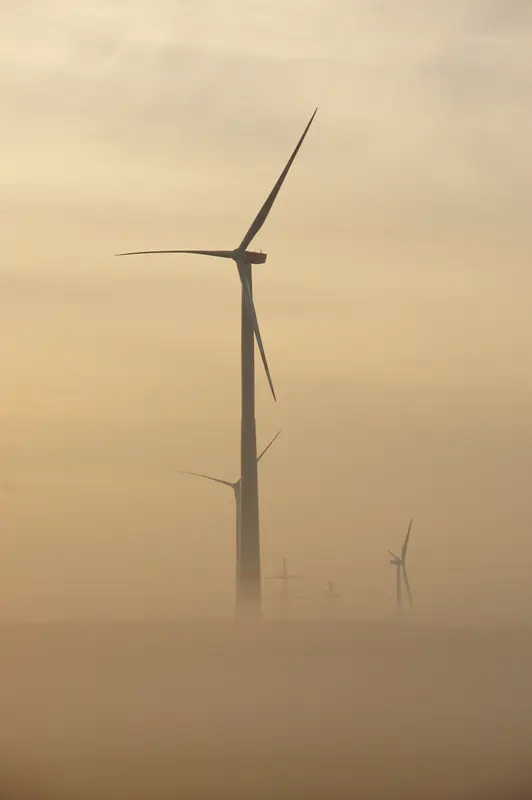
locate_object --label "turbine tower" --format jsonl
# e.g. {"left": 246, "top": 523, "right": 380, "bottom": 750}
{"left": 266, "top": 558, "right": 299, "bottom": 616}
{"left": 179, "top": 430, "right": 281, "bottom": 614}
{"left": 389, "top": 519, "right": 413, "bottom": 617}
{"left": 117, "top": 110, "right": 317, "bottom": 618}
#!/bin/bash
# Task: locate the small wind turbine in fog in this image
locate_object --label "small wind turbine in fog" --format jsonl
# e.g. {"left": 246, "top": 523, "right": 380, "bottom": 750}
{"left": 266, "top": 558, "right": 299, "bottom": 616}
{"left": 389, "top": 519, "right": 413, "bottom": 616}
{"left": 180, "top": 430, "right": 281, "bottom": 609}
{"left": 117, "top": 110, "right": 317, "bottom": 619}
{"left": 324, "top": 580, "right": 340, "bottom": 612}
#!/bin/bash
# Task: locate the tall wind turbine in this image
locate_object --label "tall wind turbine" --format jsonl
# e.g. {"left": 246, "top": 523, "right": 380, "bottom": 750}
{"left": 266, "top": 558, "right": 299, "bottom": 616}
{"left": 179, "top": 430, "right": 281, "bottom": 611}
{"left": 389, "top": 519, "right": 413, "bottom": 616}
{"left": 117, "top": 109, "right": 317, "bottom": 617}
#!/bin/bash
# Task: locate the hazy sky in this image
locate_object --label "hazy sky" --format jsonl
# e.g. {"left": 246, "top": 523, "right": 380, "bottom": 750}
{"left": 2, "top": 0, "right": 532, "bottom": 622}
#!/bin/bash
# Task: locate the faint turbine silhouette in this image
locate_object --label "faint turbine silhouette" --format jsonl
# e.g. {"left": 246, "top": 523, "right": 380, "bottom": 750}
{"left": 389, "top": 519, "right": 413, "bottom": 618}
{"left": 179, "top": 430, "right": 281, "bottom": 611}
{"left": 117, "top": 109, "right": 317, "bottom": 618}
{"left": 324, "top": 580, "right": 340, "bottom": 613}
{"left": 266, "top": 558, "right": 299, "bottom": 616}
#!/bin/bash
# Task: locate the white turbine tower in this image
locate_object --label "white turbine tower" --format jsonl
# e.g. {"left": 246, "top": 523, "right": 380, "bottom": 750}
{"left": 117, "top": 110, "right": 317, "bottom": 618}
{"left": 389, "top": 519, "right": 413, "bottom": 617}
{"left": 179, "top": 430, "right": 281, "bottom": 610}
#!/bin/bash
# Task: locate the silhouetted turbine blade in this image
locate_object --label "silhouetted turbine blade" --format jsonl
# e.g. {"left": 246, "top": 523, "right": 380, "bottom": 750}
{"left": 179, "top": 470, "right": 234, "bottom": 488}
{"left": 388, "top": 550, "right": 400, "bottom": 560}
{"left": 185, "top": 430, "right": 280, "bottom": 494}
{"left": 116, "top": 249, "right": 235, "bottom": 259}
{"left": 239, "top": 108, "right": 318, "bottom": 252}
{"left": 402, "top": 564, "right": 413, "bottom": 607}
{"left": 402, "top": 518, "right": 413, "bottom": 559}
{"left": 257, "top": 429, "right": 282, "bottom": 462}
{"left": 237, "top": 263, "right": 276, "bottom": 401}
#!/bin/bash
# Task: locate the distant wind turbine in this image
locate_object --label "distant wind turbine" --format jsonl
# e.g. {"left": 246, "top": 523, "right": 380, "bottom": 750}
{"left": 324, "top": 580, "right": 340, "bottom": 612}
{"left": 180, "top": 430, "right": 281, "bottom": 608}
{"left": 389, "top": 519, "right": 413, "bottom": 616}
{"left": 266, "top": 558, "right": 299, "bottom": 616}
{"left": 117, "top": 109, "right": 317, "bottom": 618}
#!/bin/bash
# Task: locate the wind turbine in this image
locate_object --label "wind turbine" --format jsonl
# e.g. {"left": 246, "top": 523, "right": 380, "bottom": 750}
{"left": 389, "top": 519, "right": 413, "bottom": 617}
{"left": 324, "top": 580, "right": 340, "bottom": 613}
{"left": 179, "top": 430, "right": 281, "bottom": 610}
{"left": 117, "top": 109, "right": 317, "bottom": 618}
{"left": 266, "top": 558, "right": 299, "bottom": 616}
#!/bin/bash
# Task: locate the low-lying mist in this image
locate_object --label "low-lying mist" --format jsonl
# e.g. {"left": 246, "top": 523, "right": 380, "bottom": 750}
{"left": 1, "top": 621, "right": 531, "bottom": 798}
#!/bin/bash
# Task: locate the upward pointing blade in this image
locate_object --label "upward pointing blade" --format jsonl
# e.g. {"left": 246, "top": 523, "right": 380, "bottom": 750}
{"left": 238, "top": 262, "right": 276, "bottom": 401}
{"left": 239, "top": 108, "right": 318, "bottom": 252}
{"left": 116, "top": 249, "right": 234, "bottom": 259}
{"left": 402, "top": 564, "right": 413, "bottom": 607}
{"left": 402, "top": 518, "right": 413, "bottom": 559}
{"left": 257, "top": 429, "right": 282, "bottom": 462}
{"left": 179, "top": 470, "right": 235, "bottom": 488}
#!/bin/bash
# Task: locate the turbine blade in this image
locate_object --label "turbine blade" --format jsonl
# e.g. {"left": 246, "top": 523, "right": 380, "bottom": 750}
{"left": 115, "top": 249, "right": 234, "bottom": 259}
{"left": 257, "top": 429, "right": 282, "bottom": 463}
{"left": 402, "top": 518, "right": 413, "bottom": 558}
{"left": 238, "top": 264, "right": 276, "bottom": 401}
{"left": 179, "top": 470, "right": 234, "bottom": 488}
{"left": 239, "top": 108, "right": 318, "bottom": 251}
{"left": 388, "top": 550, "right": 400, "bottom": 560}
{"left": 402, "top": 564, "right": 413, "bottom": 607}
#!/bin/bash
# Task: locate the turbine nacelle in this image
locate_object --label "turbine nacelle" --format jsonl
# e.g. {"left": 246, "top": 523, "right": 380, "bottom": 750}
{"left": 239, "top": 249, "right": 267, "bottom": 264}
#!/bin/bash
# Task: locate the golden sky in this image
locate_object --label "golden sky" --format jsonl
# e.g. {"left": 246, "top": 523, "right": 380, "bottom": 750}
{"left": 2, "top": 0, "right": 532, "bottom": 623}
